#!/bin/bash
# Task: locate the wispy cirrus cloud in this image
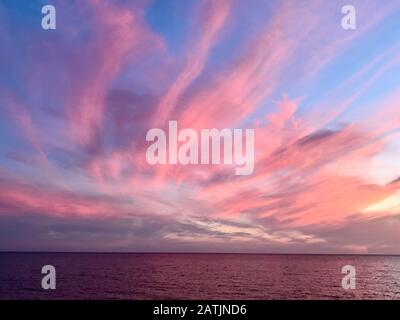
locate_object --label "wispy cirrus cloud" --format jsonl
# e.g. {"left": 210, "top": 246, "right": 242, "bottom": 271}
{"left": 0, "top": 0, "right": 400, "bottom": 253}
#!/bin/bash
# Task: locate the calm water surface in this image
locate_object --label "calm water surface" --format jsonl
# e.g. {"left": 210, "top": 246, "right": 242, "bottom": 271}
{"left": 1, "top": 253, "right": 400, "bottom": 299}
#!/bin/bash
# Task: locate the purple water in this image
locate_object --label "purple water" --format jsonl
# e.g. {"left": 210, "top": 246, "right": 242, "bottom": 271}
{"left": 1, "top": 253, "right": 400, "bottom": 299}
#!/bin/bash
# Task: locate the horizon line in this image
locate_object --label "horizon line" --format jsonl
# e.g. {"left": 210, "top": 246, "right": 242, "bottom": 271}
{"left": 1, "top": 251, "right": 400, "bottom": 257}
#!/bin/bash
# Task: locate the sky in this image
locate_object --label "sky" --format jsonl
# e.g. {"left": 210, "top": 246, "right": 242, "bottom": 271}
{"left": 1, "top": 0, "right": 400, "bottom": 254}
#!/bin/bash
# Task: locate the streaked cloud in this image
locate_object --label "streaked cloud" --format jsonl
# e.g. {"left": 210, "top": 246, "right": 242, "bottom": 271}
{"left": 0, "top": 0, "right": 400, "bottom": 253}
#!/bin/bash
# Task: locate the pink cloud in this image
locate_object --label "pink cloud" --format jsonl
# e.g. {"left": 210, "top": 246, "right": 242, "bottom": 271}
{"left": 66, "top": 0, "right": 164, "bottom": 146}
{"left": 153, "top": 0, "right": 233, "bottom": 126}
{"left": 1, "top": 0, "right": 400, "bottom": 253}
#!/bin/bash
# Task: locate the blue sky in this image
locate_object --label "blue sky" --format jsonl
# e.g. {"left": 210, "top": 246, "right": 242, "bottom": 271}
{"left": 1, "top": 0, "right": 400, "bottom": 253}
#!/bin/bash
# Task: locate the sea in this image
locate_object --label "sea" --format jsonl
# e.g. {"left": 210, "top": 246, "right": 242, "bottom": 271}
{"left": 0, "top": 253, "right": 399, "bottom": 300}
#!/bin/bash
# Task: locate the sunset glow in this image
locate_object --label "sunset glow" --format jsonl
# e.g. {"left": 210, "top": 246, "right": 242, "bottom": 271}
{"left": 1, "top": 0, "right": 400, "bottom": 254}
